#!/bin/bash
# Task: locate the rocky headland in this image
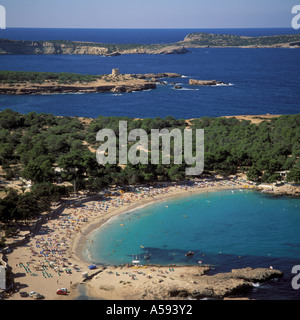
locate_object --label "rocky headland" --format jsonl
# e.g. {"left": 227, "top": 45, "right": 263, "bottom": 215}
{"left": 85, "top": 265, "right": 283, "bottom": 300}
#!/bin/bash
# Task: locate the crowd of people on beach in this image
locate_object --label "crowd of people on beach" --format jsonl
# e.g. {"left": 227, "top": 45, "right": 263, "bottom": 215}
{"left": 7, "top": 176, "right": 254, "bottom": 298}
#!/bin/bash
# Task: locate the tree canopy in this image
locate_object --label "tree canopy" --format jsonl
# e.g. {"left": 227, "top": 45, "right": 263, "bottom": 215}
{"left": 0, "top": 109, "right": 299, "bottom": 225}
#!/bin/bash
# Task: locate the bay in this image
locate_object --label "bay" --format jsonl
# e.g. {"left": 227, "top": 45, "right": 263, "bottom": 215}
{"left": 85, "top": 190, "right": 300, "bottom": 299}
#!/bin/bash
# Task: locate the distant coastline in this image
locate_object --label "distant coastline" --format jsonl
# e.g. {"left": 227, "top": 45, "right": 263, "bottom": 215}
{"left": 0, "top": 32, "right": 299, "bottom": 57}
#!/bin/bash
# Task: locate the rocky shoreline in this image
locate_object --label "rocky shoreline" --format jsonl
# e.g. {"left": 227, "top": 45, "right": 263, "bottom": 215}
{"left": 85, "top": 265, "right": 283, "bottom": 300}
{"left": 258, "top": 183, "right": 300, "bottom": 197}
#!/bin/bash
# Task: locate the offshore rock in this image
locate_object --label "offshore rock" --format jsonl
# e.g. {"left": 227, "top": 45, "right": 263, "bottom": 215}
{"left": 189, "top": 79, "right": 228, "bottom": 86}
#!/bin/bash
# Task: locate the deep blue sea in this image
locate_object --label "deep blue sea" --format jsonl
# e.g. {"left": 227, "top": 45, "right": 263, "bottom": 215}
{"left": 86, "top": 190, "right": 300, "bottom": 300}
{"left": 0, "top": 28, "right": 300, "bottom": 119}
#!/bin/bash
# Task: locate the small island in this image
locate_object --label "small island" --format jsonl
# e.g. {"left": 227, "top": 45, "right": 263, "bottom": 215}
{"left": 189, "top": 79, "right": 229, "bottom": 86}
{"left": 0, "top": 70, "right": 235, "bottom": 94}
{"left": 0, "top": 70, "right": 182, "bottom": 94}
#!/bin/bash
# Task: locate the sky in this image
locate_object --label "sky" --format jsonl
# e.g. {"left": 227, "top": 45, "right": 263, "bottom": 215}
{"left": 0, "top": 0, "right": 299, "bottom": 28}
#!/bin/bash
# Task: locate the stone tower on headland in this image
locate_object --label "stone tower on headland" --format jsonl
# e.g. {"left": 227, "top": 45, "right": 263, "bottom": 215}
{"left": 112, "top": 68, "right": 120, "bottom": 76}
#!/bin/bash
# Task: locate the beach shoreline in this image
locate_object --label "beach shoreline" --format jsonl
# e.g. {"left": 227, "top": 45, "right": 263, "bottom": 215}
{"left": 72, "top": 184, "right": 244, "bottom": 267}
{"left": 2, "top": 176, "right": 297, "bottom": 300}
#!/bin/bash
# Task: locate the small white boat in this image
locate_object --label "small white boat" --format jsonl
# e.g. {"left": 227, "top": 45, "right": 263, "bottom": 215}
{"left": 132, "top": 255, "right": 140, "bottom": 266}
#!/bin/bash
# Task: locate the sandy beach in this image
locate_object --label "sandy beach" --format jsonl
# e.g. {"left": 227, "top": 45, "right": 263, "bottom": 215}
{"left": 1, "top": 177, "right": 260, "bottom": 300}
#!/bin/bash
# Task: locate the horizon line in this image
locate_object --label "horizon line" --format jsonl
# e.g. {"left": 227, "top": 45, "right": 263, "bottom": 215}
{"left": 1, "top": 26, "right": 294, "bottom": 30}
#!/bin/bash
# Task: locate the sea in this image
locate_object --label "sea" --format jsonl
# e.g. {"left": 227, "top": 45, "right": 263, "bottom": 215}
{"left": 0, "top": 28, "right": 300, "bottom": 300}
{"left": 0, "top": 28, "right": 300, "bottom": 118}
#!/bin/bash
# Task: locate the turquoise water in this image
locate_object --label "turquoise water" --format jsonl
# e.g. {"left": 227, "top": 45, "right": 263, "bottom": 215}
{"left": 85, "top": 190, "right": 300, "bottom": 299}
{"left": 86, "top": 190, "right": 300, "bottom": 266}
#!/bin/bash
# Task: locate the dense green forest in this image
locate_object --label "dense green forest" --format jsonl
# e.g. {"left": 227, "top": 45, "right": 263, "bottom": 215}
{"left": 190, "top": 116, "right": 300, "bottom": 182}
{"left": 0, "top": 109, "right": 299, "bottom": 228}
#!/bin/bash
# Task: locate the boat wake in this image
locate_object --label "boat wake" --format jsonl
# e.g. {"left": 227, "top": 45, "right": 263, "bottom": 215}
{"left": 214, "top": 83, "right": 234, "bottom": 87}
{"left": 171, "top": 87, "right": 200, "bottom": 91}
